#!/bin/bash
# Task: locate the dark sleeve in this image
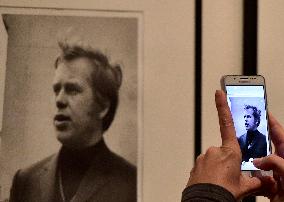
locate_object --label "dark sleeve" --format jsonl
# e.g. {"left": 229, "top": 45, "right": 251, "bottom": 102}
{"left": 181, "top": 183, "right": 236, "bottom": 202}
{"left": 258, "top": 134, "right": 267, "bottom": 158}
{"left": 262, "top": 137, "right": 267, "bottom": 157}
{"left": 9, "top": 170, "right": 21, "bottom": 202}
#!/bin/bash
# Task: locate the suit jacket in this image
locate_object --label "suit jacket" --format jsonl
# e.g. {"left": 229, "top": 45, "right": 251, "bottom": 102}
{"left": 238, "top": 130, "right": 267, "bottom": 162}
{"left": 9, "top": 140, "right": 137, "bottom": 202}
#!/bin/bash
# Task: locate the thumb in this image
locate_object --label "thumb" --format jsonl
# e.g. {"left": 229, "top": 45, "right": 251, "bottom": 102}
{"left": 239, "top": 176, "right": 262, "bottom": 197}
{"left": 241, "top": 176, "right": 278, "bottom": 199}
{"left": 253, "top": 154, "right": 284, "bottom": 176}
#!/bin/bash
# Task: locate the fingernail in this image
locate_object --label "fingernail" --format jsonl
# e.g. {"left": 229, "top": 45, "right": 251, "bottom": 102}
{"left": 253, "top": 158, "right": 262, "bottom": 166}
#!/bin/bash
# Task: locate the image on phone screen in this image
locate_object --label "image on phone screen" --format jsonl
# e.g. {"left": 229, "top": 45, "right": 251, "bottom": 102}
{"left": 226, "top": 85, "right": 270, "bottom": 170}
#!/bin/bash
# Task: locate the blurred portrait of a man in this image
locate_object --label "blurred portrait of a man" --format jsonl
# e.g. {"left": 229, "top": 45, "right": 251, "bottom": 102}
{"left": 238, "top": 105, "right": 267, "bottom": 162}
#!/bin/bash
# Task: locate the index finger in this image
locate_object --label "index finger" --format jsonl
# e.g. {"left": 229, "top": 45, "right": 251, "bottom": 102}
{"left": 215, "top": 90, "right": 239, "bottom": 151}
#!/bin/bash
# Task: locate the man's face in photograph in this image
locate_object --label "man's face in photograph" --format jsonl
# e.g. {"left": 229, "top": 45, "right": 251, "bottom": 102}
{"left": 244, "top": 108, "right": 258, "bottom": 131}
{"left": 53, "top": 57, "right": 104, "bottom": 149}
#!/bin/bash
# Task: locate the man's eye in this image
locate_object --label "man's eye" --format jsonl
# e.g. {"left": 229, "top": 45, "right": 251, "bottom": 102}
{"left": 53, "top": 86, "right": 60, "bottom": 95}
{"left": 66, "top": 86, "right": 81, "bottom": 95}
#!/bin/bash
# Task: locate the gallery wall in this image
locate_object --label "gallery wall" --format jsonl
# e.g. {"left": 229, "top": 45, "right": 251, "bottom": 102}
{"left": 259, "top": 0, "right": 284, "bottom": 122}
{"left": 1, "top": 1, "right": 283, "bottom": 202}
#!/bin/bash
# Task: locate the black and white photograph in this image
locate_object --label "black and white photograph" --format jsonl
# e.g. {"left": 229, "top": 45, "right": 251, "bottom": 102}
{"left": 229, "top": 97, "right": 267, "bottom": 139}
{"left": 229, "top": 97, "right": 268, "bottom": 164}
{"left": 0, "top": 8, "right": 142, "bottom": 202}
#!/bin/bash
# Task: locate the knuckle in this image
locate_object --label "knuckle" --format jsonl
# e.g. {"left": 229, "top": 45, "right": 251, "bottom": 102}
{"left": 223, "top": 147, "right": 235, "bottom": 155}
{"left": 196, "top": 154, "right": 205, "bottom": 162}
{"left": 266, "top": 154, "right": 279, "bottom": 163}
{"left": 221, "top": 146, "right": 241, "bottom": 160}
{"left": 206, "top": 146, "right": 219, "bottom": 155}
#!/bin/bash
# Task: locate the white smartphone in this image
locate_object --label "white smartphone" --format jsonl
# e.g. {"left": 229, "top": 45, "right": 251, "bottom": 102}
{"left": 221, "top": 75, "right": 272, "bottom": 171}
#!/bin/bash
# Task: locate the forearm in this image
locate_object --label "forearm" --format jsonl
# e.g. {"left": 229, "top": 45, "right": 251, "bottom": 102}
{"left": 181, "top": 183, "right": 236, "bottom": 202}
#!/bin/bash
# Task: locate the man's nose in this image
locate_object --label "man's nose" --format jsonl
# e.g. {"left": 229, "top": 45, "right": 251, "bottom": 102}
{"left": 56, "top": 90, "right": 67, "bottom": 109}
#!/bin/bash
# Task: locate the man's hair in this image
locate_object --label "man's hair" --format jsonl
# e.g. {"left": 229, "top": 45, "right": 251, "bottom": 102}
{"left": 55, "top": 39, "right": 122, "bottom": 132}
{"left": 244, "top": 105, "right": 261, "bottom": 127}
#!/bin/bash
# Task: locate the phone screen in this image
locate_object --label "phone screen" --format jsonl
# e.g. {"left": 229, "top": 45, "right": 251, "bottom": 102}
{"left": 226, "top": 85, "right": 270, "bottom": 170}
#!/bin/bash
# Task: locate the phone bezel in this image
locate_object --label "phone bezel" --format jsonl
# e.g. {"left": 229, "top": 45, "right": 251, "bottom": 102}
{"left": 221, "top": 75, "right": 265, "bottom": 89}
{"left": 221, "top": 75, "right": 272, "bottom": 172}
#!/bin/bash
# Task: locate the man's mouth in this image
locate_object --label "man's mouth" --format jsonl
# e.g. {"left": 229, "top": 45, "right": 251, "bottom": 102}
{"left": 54, "top": 114, "right": 71, "bottom": 130}
{"left": 245, "top": 123, "right": 249, "bottom": 127}
{"left": 54, "top": 114, "right": 71, "bottom": 121}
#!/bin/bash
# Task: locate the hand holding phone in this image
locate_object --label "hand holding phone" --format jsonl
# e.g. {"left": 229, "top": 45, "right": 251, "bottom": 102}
{"left": 221, "top": 75, "right": 272, "bottom": 171}
{"left": 186, "top": 90, "right": 263, "bottom": 200}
